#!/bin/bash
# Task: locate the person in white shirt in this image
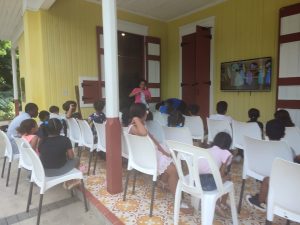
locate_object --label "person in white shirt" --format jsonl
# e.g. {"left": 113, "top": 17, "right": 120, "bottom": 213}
{"left": 7, "top": 103, "right": 39, "bottom": 153}
{"left": 209, "top": 101, "right": 233, "bottom": 123}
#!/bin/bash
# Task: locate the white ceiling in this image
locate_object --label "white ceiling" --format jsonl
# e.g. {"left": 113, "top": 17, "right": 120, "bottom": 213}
{"left": 0, "top": 0, "right": 23, "bottom": 43}
{"left": 91, "top": 0, "right": 225, "bottom": 21}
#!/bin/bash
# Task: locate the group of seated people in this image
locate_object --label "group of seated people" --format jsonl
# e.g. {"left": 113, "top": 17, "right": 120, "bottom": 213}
{"left": 4, "top": 96, "right": 299, "bottom": 217}
{"left": 6, "top": 99, "right": 106, "bottom": 189}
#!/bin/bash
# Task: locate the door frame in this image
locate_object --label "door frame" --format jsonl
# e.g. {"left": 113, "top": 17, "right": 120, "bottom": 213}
{"left": 179, "top": 16, "right": 215, "bottom": 114}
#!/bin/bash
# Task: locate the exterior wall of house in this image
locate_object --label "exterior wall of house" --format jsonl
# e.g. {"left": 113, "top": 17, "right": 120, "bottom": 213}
{"left": 19, "top": 0, "right": 168, "bottom": 118}
{"left": 166, "top": 0, "right": 300, "bottom": 123}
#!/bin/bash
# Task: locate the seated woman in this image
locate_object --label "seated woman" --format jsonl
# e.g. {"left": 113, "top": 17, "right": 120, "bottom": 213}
{"left": 274, "top": 109, "right": 295, "bottom": 127}
{"left": 39, "top": 118, "right": 80, "bottom": 189}
{"left": 17, "top": 119, "right": 39, "bottom": 154}
{"left": 198, "top": 132, "right": 233, "bottom": 216}
{"left": 128, "top": 103, "right": 192, "bottom": 213}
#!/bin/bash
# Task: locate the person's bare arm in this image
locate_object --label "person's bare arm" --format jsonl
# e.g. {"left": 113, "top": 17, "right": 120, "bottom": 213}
{"left": 148, "top": 133, "right": 171, "bottom": 157}
{"left": 129, "top": 117, "right": 148, "bottom": 136}
{"left": 66, "top": 104, "right": 76, "bottom": 118}
{"left": 219, "top": 156, "right": 232, "bottom": 182}
{"left": 67, "top": 149, "right": 75, "bottom": 159}
{"left": 30, "top": 136, "right": 39, "bottom": 152}
{"left": 129, "top": 89, "right": 140, "bottom": 97}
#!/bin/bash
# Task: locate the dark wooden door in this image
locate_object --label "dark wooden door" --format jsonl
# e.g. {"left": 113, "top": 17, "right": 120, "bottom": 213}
{"left": 181, "top": 33, "right": 196, "bottom": 106}
{"left": 181, "top": 26, "right": 211, "bottom": 119}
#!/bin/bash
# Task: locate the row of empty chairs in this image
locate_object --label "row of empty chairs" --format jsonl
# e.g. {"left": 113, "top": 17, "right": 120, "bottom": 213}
{"left": 0, "top": 130, "right": 88, "bottom": 225}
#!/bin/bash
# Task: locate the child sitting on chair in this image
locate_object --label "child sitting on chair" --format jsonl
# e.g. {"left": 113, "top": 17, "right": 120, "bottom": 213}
{"left": 246, "top": 119, "right": 285, "bottom": 212}
{"left": 198, "top": 132, "right": 233, "bottom": 217}
{"left": 17, "top": 119, "right": 40, "bottom": 154}
{"left": 247, "top": 108, "right": 263, "bottom": 132}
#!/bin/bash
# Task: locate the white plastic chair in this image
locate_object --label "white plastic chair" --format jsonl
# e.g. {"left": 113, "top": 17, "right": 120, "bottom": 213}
{"left": 0, "top": 130, "right": 19, "bottom": 187}
{"left": 12, "top": 136, "right": 31, "bottom": 195}
{"left": 121, "top": 127, "right": 129, "bottom": 159}
{"left": 232, "top": 120, "right": 262, "bottom": 149}
{"left": 166, "top": 140, "right": 238, "bottom": 225}
{"left": 184, "top": 116, "right": 205, "bottom": 142}
{"left": 77, "top": 119, "right": 98, "bottom": 175}
{"left": 282, "top": 126, "right": 300, "bottom": 155}
{"left": 146, "top": 120, "right": 165, "bottom": 144}
{"left": 266, "top": 158, "right": 300, "bottom": 224}
{"left": 153, "top": 111, "right": 168, "bottom": 126}
{"left": 207, "top": 118, "right": 232, "bottom": 144}
{"left": 162, "top": 126, "right": 193, "bottom": 145}
{"left": 123, "top": 132, "right": 157, "bottom": 217}
{"left": 66, "top": 118, "right": 82, "bottom": 148}
{"left": 23, "top": 143, "right": 88, "bottom": 225}
{"left": 237, "top": 136, "right": 294, "bottom": 213}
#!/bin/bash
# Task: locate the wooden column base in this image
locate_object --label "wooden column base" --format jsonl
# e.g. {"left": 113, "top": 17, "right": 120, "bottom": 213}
{"left": 105, "top": 118, "right": 122, "bottom": 194}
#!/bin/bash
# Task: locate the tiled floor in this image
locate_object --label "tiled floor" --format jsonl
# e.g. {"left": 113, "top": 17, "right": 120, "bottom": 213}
{"left": 80, "top": 152, "right": 297, "bottom": 225}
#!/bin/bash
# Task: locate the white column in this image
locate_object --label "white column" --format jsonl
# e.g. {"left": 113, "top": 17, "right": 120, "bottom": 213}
{"left": 11, "top": 48, "right": 18, "bottom": 101}
{"left": 102, "top": 0, "right": 119, "bottom": 117}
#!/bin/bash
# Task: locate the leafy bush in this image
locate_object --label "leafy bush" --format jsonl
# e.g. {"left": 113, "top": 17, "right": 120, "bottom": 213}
{"left": 0, "top": 91, "right": 15, "bottom": 121}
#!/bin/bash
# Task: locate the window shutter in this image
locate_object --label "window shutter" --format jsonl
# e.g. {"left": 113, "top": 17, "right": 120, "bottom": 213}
{"left": 96, "top": 27, "right": 105, "bottom": 99}
{"left": 277, "top": 3, "right": 300, "bottom": 126}
{"left": 81, "top": 80, "right": 100, "bottom": 104}
{"left": 145, "top": 36, "right": 161, "bottom": 103}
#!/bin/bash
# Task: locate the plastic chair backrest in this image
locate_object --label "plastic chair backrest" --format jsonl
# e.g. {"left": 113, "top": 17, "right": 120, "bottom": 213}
{"left": 121, "top": 127, "right": 129, "bottom": 158}
{"left": 162, "top": 126, "right": 193, "bottom": 145}
{"left": 232, "top": 120, "right": 262, "bottom": 149}
{"left": 184, "top": 116, "right": 204, "bottom": 141}
{"left": 66, "top": 118, "right": 82, "bottom": 142}
{"left": 12, "top": 136, "right": 31, "bottom": 169}
{"left": 207, "top": 118, "right": 232, "bottom": 143}
{"left": 244, "top": 136, "right": 293, "bottom": 179}
{"left": 153, "top": 112, "right": 168, "bottom": 126}
{"left": 146, "top": 120, "right": 165, "bottom": 144}
{"left": 93, "top": 122, "right": 106, "bottom": 150}
{"left": 282, "top": 127, "right": 300, "bottom": 155}
{"left": 77, "top": 119, "right": 93, "bottom": 147}
{"left": 166, "top": 140, "right": 224, "bottom": 195}
{"left": 269, "top": 159, "right": 300, "bottom": 216}
{"left": 22, "top": 143, "right": 45, "bottom": 185}
{"left": 123, "top": 132, "right": 157, "bottom": 177}
{"left": 0, "top": 130, "right": 13, "bottom": 160}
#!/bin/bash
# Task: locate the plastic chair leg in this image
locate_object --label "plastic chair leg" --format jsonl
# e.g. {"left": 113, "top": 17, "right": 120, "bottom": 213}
{"left": 229, "top": 189, "right": 239, "bottom": 225}
{"left": 1, "top": 156, "right": 6, "bottom": 178}
{"left": 26, "top": 182, "right": 34, "bottom": 212}
{"left": 93, "top": 151, "right": 98, "bottom": 175}
{"left": 81, "top": 179, "right": 88, "bottom": 212}
{"left": 238, "top": 179, "right": 246, "bottom": 213}
{"left": 149, "top": 181, "right": 156, "bottom": 217}
{"left": 201, "top": 196, "right": 216, "bottom": 225}
{"left": 132, "top": 170, "right": 137, "bottom": 195}
{"left": 87, "top": 151, "right": 93, "bottom": 175}
{"left": 14, "top": 168, "right": 21, "bottom": 195}
{"left": 36, "top": 194, "right": 44, "bottom": 225}
{"left": 6, "top": 162, "right": 11, "bottom": 187}
{"left": 173, "top": 185, "right": 182, "bottom": 225}
{"left": 123, "top": 170, "right": 131, "bottom": 201}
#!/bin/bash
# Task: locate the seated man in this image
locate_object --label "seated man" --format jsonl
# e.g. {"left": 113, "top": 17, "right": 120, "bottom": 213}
{"left": 7, "top": 103, "right": 39, "bottom": 153}
{"left": 209, "top": 101, "right": 232, "bottom": 123}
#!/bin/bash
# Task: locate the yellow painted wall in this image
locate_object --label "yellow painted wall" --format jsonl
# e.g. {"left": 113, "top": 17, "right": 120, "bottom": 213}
{"left": 167, "top": 0, "right": 300, "bottom": 123}
{"left": 22, "top": 11, "right": 47, "bottom": 110}
{"left": 20, "top": 0, "right": 167, "bottom": 118}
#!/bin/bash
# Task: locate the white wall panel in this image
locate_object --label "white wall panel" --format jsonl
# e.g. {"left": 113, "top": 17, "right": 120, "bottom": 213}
{"left": 281, "top": 13, "right": 300, "bottom": 35}
{"left": 148, "top": 43, "right": 160, "bottom": 56}
{"left": 149, "top": 88, "right": 160, "bottom": 97}
{"left": 278, "top": 85, "right": 300, "bottom": 100}
{"left": 148, "top": 60, "right": 160, "bottom": 83}
{"left": 279, "top": 41, "right": 300, "bottom": 77}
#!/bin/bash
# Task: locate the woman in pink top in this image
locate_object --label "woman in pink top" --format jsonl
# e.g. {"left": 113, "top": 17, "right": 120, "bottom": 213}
{"left": 129, "top": 80, "right": 151, "bottom": 107}
{"left": 17, "top": 119, "right": 39, "bottom": 154}
{"left": 198, "top": 132, "right": 233, "bottom": 216}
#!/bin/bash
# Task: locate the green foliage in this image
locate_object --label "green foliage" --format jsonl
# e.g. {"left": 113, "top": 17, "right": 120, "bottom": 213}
{"left": 0, "top": 91, "right": 14, "bottom": 120}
